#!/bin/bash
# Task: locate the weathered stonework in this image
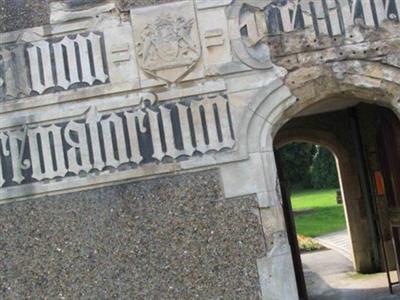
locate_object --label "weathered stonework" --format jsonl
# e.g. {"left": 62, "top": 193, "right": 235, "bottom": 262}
{"left": 0, "top": 1, "right": 399, "bottom": 299}
{"left": 0, "top": 0, "right": 49, "bottom": 33}
{"left": 118, "top": 0, "right": 181, "bottom": 10}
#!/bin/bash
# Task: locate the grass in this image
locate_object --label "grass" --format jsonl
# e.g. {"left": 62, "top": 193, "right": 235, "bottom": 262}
{"left": 291, "top": 189, "right": 346, "bottom": 238}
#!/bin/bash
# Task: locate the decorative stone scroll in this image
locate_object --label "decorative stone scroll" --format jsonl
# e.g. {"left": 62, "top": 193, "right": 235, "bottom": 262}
{"left": 0, "top": 32, "right": 108, "bottom": 101}
{"left": 131, "top": 0, "right": 201, "bottom": 83}
{"left": 262, "top": 0, "right": 399, "bottom": 37}
{"left": 0, "top": 94, "right": 235, "bottom": 188}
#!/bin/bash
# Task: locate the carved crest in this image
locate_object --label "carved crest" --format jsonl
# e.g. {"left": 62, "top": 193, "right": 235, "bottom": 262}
{"left": 131, "top": 2, "right": 201, "bottom": 83}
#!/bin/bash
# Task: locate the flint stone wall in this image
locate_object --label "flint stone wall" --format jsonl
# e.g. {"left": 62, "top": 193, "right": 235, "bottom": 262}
{"left": 0, "top": 0, "right": 49, "bottom": 33}
{"left": 0, "top": 170, "right": 264, "bottom": 299}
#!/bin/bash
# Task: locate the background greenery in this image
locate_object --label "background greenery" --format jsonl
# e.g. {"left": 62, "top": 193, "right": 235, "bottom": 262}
{"left": 279, "top": 143, "right": 345, "bottom": 245}
{"left": 279, "top": 143, "right": 339, "bottom": 190}
{"left": 291, "top": 189, "right": 346, "bottom": 237}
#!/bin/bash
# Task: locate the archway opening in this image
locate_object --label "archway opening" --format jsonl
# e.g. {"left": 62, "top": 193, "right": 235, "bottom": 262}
{"left": 278, "top": 142, "right": 347, "bottom": 249}
{"left": 273, "top": 102, "right": 400, "bottom": 299}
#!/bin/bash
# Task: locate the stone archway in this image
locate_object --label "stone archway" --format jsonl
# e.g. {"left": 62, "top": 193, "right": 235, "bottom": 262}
{"left": 274, "top": 128, "right": 375, "bottom": 273}
{"left": 228, "top": 60, "right": 400, "bottom": 299}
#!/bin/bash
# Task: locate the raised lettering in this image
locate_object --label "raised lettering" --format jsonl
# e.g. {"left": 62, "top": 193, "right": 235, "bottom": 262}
{"left": 64, "top": 120, "right": 92, "bottom": 174}
{"left": 53, "top": 36, "right": 80, "bottom": 89}
{"left": 0, "top": 132, "right": 8, "bottom": 186}
{"left": 100, "top": 113, "right": 129, "bottom": 168}
{"left": 28, "top": 125, "right": 67, "bottom": 181}
{"left": 124, "top": 109, "right": 146, "bottom": 164}
{"left": 27, "top": 41, "right": 55, "bottom": 94}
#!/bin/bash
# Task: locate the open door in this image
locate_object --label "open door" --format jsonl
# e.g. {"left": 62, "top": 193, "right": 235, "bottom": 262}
{"left": 377, "top": 109, "right": 400, "bottom": 288}
{"left": 274, "top": 150, "right": 308, "bottom": 300}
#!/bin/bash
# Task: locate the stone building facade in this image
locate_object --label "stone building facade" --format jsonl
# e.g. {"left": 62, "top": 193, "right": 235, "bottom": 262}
{"left": 0, "top": 1, "right": 399, "bottom": 299}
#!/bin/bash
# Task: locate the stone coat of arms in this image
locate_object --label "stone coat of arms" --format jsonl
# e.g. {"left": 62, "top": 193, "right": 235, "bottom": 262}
{"left": 132, "top": 5, "right": 201, "bottom": 83}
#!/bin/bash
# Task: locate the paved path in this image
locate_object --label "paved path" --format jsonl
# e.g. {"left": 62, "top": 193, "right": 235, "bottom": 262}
{"left": 302, "top": 249, "right": 399, "bottom": 299}
{"left": 315, "top": 230, "right": 353, "bottom": 261}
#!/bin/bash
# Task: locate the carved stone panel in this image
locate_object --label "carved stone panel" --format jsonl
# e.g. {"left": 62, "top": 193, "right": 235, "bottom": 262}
{"left": 0, "top": 94, "right": 235, "bottom": 192}
{"left": 0, "top": 32, "right": 109, "bottom": 102}
{"left": 130, "top": 1, "right": 201, "bottom": 83}
{"left": 262, "top": 0, "right": 400, "bottom": 38}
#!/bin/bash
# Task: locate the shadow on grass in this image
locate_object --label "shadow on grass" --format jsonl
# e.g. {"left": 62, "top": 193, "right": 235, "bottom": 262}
{"left": 294, "top": 206, "right": 346, "bottom": 238}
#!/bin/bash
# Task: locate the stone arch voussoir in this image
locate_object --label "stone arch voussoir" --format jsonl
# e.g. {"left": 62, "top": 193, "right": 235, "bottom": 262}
{"left": 244, "top": 61, "right": 400, "bottom": 155}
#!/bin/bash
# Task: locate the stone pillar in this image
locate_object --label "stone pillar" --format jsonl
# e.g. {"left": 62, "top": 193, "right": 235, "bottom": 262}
{"left": 221, "top": 151, "right": 299, "bottom": 300}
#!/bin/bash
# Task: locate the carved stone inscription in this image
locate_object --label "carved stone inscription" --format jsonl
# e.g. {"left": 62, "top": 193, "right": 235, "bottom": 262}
{"left": 0, "top": 32, "right": 108, "bottom": 101}
{"left": 242, "top": 0, "right": 400, "bottom": 40}
{"left": 0, "top": 95, "right": 235, "bottom": 188}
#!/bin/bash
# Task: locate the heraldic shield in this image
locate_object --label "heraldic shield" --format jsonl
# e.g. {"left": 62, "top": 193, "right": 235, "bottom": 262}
{"left": 131, "top": 1, "right": 201, "bottom": 83}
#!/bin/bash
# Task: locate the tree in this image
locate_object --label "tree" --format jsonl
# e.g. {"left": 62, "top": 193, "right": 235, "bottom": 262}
{"left": 310, "top": 146, "right": 339, "bottom": 189}
{"left": 279, "top": 143, "right": 316, "bottom": 189}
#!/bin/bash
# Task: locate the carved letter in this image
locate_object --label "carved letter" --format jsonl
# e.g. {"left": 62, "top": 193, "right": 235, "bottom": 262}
{"left": 7, "top": 129, "right": 29, "bottom": 184}
{"left": 100, "top": 113, "right": 129, "bottom": 168}
{"left": 28, "top": 125, "right": 67, "bottom": 181}
{"left": 310, "top": 1, "right": 329, "bottom": 36}
{"left": 159, "top": 106, "right": 184, "bottom": 159}
{"left": 124, "top": 110, "right": 146, "bottom": 164}
{"left": 75, "top": 33, "right": 108, "bottom": 85}
{"left": 27, "top": 40, "right": 55, "bottom": 94}
{"left": 64, "top": 120, "right": 92, "bottom": 174}
{"left": 0, "top": 132, "right": 8, "bottom": 186}
{"left": 86, "top": 107, "right": 105, "bottom": 171}
{"left": 190, "top": 96, "right": 234, "bottom": 153}
{"left": 176, "top": 103, "right": 195, "bottom": 156}
{"left": 84, "top": 33, "right": 108, "bottom": 84}
{"left": 147, "top": 108, "right": 164, "bottom": 161}
{"left": 325, "top": 0, "right": 341, "bottom": 36}
{"left": 53, "top": 36, "right": 80, "bottom": 89}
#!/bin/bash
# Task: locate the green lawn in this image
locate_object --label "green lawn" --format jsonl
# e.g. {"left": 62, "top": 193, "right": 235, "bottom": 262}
{"left": 291, "top": 189, "right": 346, "bottom": 237}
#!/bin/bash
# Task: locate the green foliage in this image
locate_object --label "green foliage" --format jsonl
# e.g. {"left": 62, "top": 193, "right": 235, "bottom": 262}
{"left": 310, "top": 147, "right": 340, "bottom": 189}
{"left": 292, "top": 189, "right": 346, "bottom": 237}
{"left": 279, "top": 143, "right": 316, "bottom": 189}
{"left": 297, "top": 235, "right": 324, "bottom": 252}
{"left": 279, "top": 143, "right": 339, "bottom": 190}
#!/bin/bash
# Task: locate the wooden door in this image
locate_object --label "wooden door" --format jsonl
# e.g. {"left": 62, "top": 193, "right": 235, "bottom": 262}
{"left": 377, "top": 109, "right": 400, "bottom": 280}
{"left": 274, "top": 150, "right": 308, "bottom": 300}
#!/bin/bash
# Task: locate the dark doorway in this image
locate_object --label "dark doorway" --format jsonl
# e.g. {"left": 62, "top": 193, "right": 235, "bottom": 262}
{"left": 377, "top": 108, "right": 400, "bottom": 291}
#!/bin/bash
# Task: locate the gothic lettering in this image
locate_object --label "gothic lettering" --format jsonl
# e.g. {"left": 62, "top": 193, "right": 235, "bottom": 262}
{"left": 0, "top": 132, "right": 8, "bottom": 186}
{"left": 53, "top": 36, "right": 80, "bottom": 89}
{"left": 263, "top": 0, "right": 400, "bottom": 38}
{"left": 100, "top": 113, "right": 130, "bottom": 168}
{"left": 7, "top": 130, "right": 27, "bottom": 184}
{"left": 64, "top": 121, "right": 92, "bottom": 174}
{"left": 86, "top": 107, "right": 105, "bottom": 171}
{"left": 124, "top": 109, "right": 146, "bottom": 164}
{"left": 0, "top": 95, "right": 235, "bottom": 188}
{"left": 28, "top": 125, "right": 68, "bottom": 181}
{"left": 1, "top": 32, "right": 108, "bottom": 101}
{"left": 27, "top": 40, "right": 55, "bottom": 94}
